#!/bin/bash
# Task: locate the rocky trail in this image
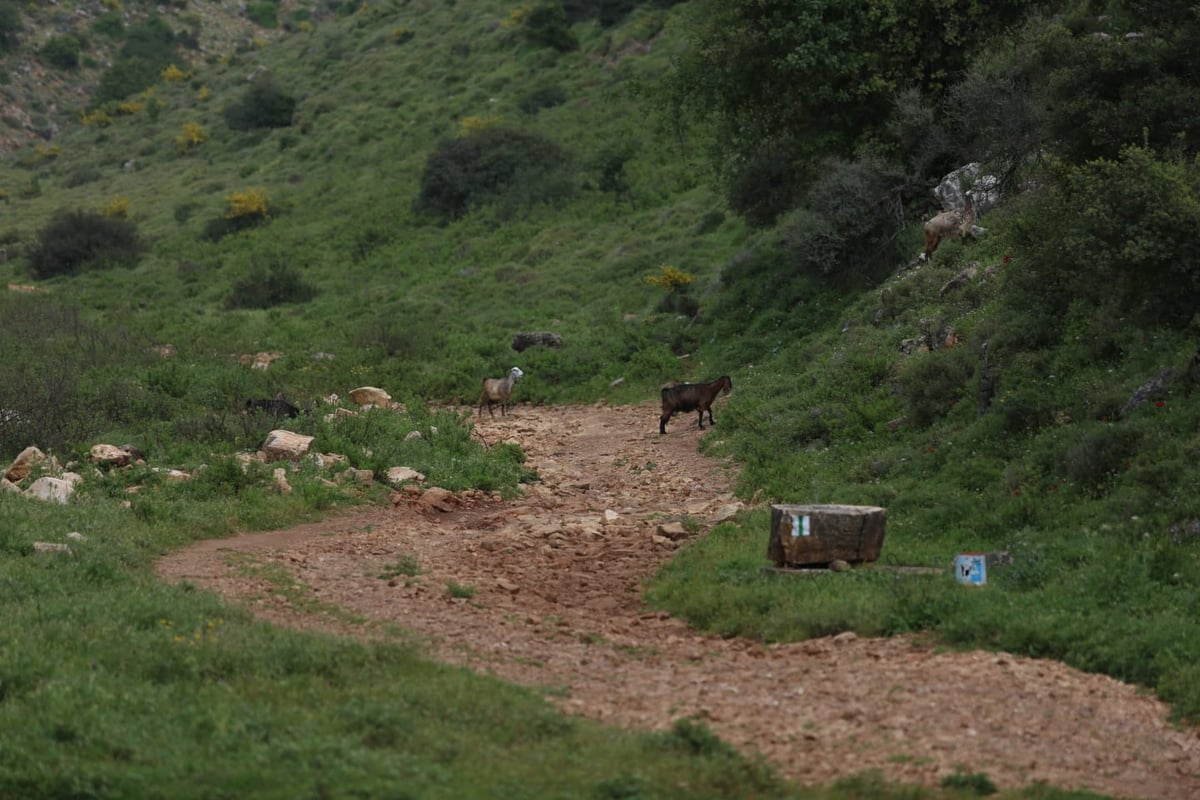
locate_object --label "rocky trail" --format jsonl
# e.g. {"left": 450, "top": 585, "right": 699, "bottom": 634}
{"left": 158, "top": 403, "right": 1200, "bottom": 799}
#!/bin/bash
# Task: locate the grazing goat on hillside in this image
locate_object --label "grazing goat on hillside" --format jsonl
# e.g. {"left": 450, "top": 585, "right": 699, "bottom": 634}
{"left": 659, "top": 375, "right": 732, "bottom": 434}
{"left": 922, "top": 194, "right": 977, "bottom": 262}
{"left": 478, "top": 367, "right": 524, "bottom": 417}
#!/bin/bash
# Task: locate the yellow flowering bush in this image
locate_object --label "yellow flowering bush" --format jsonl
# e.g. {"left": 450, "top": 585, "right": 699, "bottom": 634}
{"left": 458, "top": 114, "right": 499, "bottom": 137}
{"left": 161, "top": 64, "right": 190, "bottom": 82}
{"left": 225, "top": 188, "right": 270, "bottom": 220}
{"left": 117, "top": 101, "right": 144, "bottom": 115}
{"left": 392, "top": 26, "right": 414, "bottom": 43}
{"left": 34, "top": 144, "right": 61, "bottom": 160}
{"left": 643, "top": 264, "right": 694, "bottom": 290}
{"left": 196, "top": 86, "right": 213, "bottom": 101}
{"left": 175, "top": 122, "right": 208, "bottom": 151}
{"left": 81, "top": 109, "right": 112, "bottom": 126}
{"left": 103, "top": 196, "right": 132, "bottom": 218}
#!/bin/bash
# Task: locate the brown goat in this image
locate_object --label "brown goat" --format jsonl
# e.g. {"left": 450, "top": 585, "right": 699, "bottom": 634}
{"left": 922, "top": 194, "right": 977, "bottom": 261}
{"left": 659, "top": 375, "right": 732, "bottom": 434}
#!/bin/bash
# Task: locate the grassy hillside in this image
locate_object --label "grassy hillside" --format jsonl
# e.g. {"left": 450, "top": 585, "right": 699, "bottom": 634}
{"left": 1, "top": 0, "right": 1198, "bottom": 795}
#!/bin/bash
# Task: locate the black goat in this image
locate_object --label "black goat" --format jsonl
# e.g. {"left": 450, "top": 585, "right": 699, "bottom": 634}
{"left": 244, "top": 392, "right": 300, "bottom": 419}
{"left": 659, "top": 375, "right": 732, "bottom": 434}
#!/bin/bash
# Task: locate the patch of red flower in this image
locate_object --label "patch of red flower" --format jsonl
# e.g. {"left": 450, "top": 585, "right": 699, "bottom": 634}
{"left": 1155, "top": 400, "right": 1166, "bottom": 408}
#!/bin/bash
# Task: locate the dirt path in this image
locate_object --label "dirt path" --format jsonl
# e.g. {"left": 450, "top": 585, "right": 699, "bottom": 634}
{"left": 158, "top": 403, "right": 1200, "bottom": 799}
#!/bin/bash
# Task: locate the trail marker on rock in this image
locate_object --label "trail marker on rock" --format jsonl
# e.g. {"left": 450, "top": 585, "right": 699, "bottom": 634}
{"left": 768, "top": 504, "right": 887, "bottom": 568}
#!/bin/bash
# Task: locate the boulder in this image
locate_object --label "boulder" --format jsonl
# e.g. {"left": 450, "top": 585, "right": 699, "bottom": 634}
{"left": 261, "top": 430, "right": 315, "bottom": 463}
{"left": 90, "top": 443, "right": 138, "bottom": 468}
{"left": 386, "top": 466, "right": 426, "bottom": 485}
{"left": 349, "top": 386, "right": 392, "bottom": 408}
{"left": 24, "top": 473, "right": 82, "bottom": 504}
{"left": 5, "top": 445, "right": 47, "bottom": 483}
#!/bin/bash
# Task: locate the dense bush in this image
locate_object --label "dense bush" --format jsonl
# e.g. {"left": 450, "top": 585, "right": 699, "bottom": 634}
{"left": 518, "top": 3, "right": 578, "bottom": 52}
{"left": 27, "top": 209, "right": 146, "bottom": 279}
{"left": 94, "top": 15, "right": 179, "bottom": 103}
{"left": 226, "top": 261, "right": 317, "bottom": 309}
{"left": 223, "top": 75, "right": 296, "bottom": 130}
{"left": 517, "top": 83, "right": 568, "bottom": 115}
{"left": 1004, "top": 146, "right": 1200, "bottom": 333}
{"left": 40, "top": 35, "right": 81, "bottom": 70}
{"left": 414, "top": 126, "right": 574, "bottom": 222}
{"left": 0, "top": 295, "right": 160, "bottom": 458}
{"left": 246, "top": 1, "right": 280, "bottom": 28}
{"left": 0, "top": 1, "right": 20, "bottom": 53}
{"left": 776, "top": 155, "right": 906, "bottom": 286}
{"left": 895, "top": 347, "right": 975, "bottom": 428}
{"left": 726, "top": 141, "right": 806, "bottom": 228}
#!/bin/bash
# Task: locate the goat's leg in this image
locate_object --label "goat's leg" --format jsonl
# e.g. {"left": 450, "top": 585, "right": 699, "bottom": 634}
{"left": 659, "top": 412, "right": 670, "bottom": 434}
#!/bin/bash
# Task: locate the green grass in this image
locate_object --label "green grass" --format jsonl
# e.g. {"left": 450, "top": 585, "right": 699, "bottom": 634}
{"left": 0, "top": 0, "right": 1191, "bottom": 796}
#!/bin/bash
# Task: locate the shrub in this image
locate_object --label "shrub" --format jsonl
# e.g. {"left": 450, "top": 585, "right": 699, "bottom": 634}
{"left": 1063, "top": 425, "right": 1141, "bottom": 496}
{"left": 246, "top": 2, "right": 280, "bottom": 28}
{"left": 94, "top": 58, "right": 159, "bottom": 104}
{"left": 413, "top": 126, "right": 573, "bottom": 222}
{"left": 41, "top": 35, "right": 82, "bottom": 70}
{"left": 518, "top": 2, "right": 578, "bottom": 51}
{"left": 223, "top": 75, "right": 296, "bottom": 130}
{"left": 895, "top": 348, "right": 974, "bottom": 428}
{"left": 203, "top": 190, "right": 272, "bottom": 241}
{"left": 226, "top": 260, "right": 317, "bottom": 309}
{"left": 92, "top": 11, "right": 125, "bottom": 39}
{"left": 517, "top": 83, "right": 568, "bottom": 115}
{"left": 726, "top": 141, "right": 806, "bottom": 227}
{"left": 777, "top": 154, "right": 906, "bottom": 286}
{"left": 0, "top": 295, "right": 158, "bottom": 458}
{"left": 1005, "top": 146, "right": 1200, "bottom": 332}
{"left": 27, "top": 209, "right": 145, "bottom": 279}
{"left": 0, "top": 1, "right": 21, "bottom": 53}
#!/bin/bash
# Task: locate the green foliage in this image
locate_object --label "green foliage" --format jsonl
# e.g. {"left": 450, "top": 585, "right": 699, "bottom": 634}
{"left": 0, "top": 0, "right": 21, "bottom": 53}
{"left": 895, "top": 348, "right": 975, "bottom": 428}
{"left": 93, "top": 14, "right": 180, "bottom": 103}
{"left": 27, "top": 209, "right": 146, "bottom": 279}
{"left": 518, "top": 2, "right": 578, "bottom": 52}
{"left": 1029, "top": 14, "right": 1200, "bottom": 163}
{"left": 413, "top": 126, "right": 574, "bottom": 222}
{"left": 940, "top": 772, "right": 998, "bottom": 795}
{"left": 777, "top": 154, "right": 907, "bottom": 286}
{"left": 92, "top": 11, "right": 125, "bottom": 39}
{"left": 246, "top": 1, "right": 280, "bottom": 29}
{"left": 661, "top": 0, "right": 1033, "bottom": 206}
{"left": 518, "top": 82, "right": 568, "bottom": 114}
{"left": 0, "top": 295, "right": 161, "bottom": 457}
{"left": 226, "top": 261, "right": 318, "bottom": 309}
{"left": 94, "top": 57, "right": 161, "bottom": 104}
{"left": 223, "top": 75, "right": 297, "bottom": 130}
{"left": 40, "top": 34, "right": 81, "bottom": 70}
{"left": 1004, "top": 146, "right": 1200, "bottom": 332}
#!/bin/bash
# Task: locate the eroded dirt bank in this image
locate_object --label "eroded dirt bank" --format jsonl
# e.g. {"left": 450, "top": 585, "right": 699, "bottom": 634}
{"left": 158, "top": 403, "right": 1200, "bottom": 799}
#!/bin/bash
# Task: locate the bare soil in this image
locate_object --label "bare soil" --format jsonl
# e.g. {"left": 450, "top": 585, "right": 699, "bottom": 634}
{"left": 158, "top": 403, "right": 1200, "bottom": 799}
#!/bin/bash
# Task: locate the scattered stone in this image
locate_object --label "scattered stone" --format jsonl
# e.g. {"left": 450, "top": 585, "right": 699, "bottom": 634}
{"left": 5, "top": 445, "right": 48, "bottom": 483}
{"left": 829, "top": 559, "right": 851, "bottom": 572}
{"left": 273, "top": 467, "right": 293, "bottom": 494}
{"left": 416, "top": 487, "right": 456, "bottom": 513}
{"left": 65, "top": 532, "right": 86, "bottom": 542}
{"left": 709, "top": 502, "right": 743, "bottom": 525}
{"left": 24, "top": 473, "right": 82, "bottom": 504}
{"left": 386, "top": 466, "right": 426, "bottom": 485}
{"left": 657, "top": 521, "right": 690, "bottom": 541}
{"left": 496, "top": 578, "right": 519, "bottom": 593}
{"left": 33, "top": 541, "right": 70, "bottom": 553}
{"left": 90, "top": 443, "right": 135, "bottom": 468}
{"left": 261, "top": 430, "right": 315, "bottom": 463}
{"left": 349, "top": 386, "right": 392, "bottom": 408}
{"left": 404, "top": 430, "right": 423, "bottom": 441}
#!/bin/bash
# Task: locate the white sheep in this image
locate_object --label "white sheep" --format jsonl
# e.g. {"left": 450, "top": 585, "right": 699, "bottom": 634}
{"left": 478, "top": 367, "right": 524, "bottom": 417}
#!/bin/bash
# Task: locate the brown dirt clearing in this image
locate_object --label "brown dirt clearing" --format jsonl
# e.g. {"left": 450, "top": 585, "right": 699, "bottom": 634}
{"left": 158, "top": 403, "right": 1200, "bottom": 799}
